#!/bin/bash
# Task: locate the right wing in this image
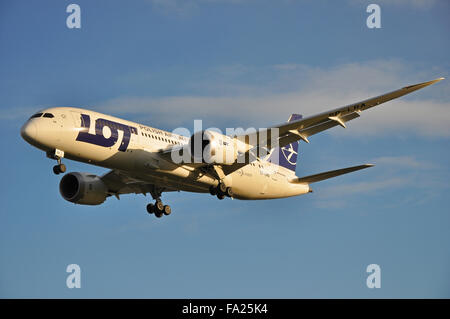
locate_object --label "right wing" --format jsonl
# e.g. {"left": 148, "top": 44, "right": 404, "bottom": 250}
{"left": 100, "top": 169, "right": 178, "bottom": 198}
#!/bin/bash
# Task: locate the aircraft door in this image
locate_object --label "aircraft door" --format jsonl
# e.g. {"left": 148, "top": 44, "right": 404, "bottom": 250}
{"left": 70, "top": 110, "right": 84, "bottom": 128}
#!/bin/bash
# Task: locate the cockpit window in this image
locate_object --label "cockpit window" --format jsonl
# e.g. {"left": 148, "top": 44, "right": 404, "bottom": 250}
{"left": 43, "top": 113, "right": 54, "bottom": 118}
{"left": 30, "top": 113, "right": 43, "bottom": 119}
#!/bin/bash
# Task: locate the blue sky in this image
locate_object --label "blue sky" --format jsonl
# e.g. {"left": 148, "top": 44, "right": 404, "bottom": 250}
{"left": 0, "top": 0, "right": 449, "bottom": 298}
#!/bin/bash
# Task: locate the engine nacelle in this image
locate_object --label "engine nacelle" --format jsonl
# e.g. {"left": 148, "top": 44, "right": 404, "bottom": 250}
{"left": 189, "top": 130, "right": 240, "bottom": 165}
{"left": 59, "top": 172, "right": 108, "bottom": 205}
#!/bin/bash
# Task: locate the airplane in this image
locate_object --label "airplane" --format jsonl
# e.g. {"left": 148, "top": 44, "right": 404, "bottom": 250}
{"left": 20, "top": 78, "right": 444, "bottom": 218}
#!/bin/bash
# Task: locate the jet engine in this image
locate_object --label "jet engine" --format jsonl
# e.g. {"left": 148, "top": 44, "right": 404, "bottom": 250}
{"left": 189, "top": 130, "right": 241, "bottom": 165}
{"left": 59, "top": 172, "right": 108, "bottom": 205}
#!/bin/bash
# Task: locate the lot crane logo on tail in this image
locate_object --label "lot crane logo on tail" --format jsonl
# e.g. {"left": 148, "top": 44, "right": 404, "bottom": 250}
{"left": 281, "top": 142, "right": 299, "bottom": 165}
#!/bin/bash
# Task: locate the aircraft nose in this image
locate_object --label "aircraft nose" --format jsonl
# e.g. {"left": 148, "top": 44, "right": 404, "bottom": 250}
{"left": 20, "top": 121, "right": 37, "bottom": 143}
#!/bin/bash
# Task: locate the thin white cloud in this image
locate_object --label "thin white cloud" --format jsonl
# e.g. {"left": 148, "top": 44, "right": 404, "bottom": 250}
{"left": 311, "top": 152, "right": 447, "bottom": 209}
{"left": 97, "top": 94, "right": 449, "bottom": 138}
{"left": 312, "top": 176, "right": 410, "bottom": 209}
{"left": 316, "top": 176, "right": 410, "bottom": 198}
{"left": 6, "top": 60, "right": 448, "bottom": 138}
{"left": 96, "top": 60, "right": 449, "bottom": 137}
{"left": 369, "top": 156, "right": 436, "bottom": 169}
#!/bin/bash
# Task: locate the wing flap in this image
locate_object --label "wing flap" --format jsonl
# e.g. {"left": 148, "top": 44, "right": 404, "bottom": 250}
{"left": 278, "top": 111, "right": 361, "bottom": 148}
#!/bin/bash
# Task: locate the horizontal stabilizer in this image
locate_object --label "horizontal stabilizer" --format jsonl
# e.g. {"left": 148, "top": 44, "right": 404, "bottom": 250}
{"left": 290, "top": 164, "right": 374, "bottom": 184}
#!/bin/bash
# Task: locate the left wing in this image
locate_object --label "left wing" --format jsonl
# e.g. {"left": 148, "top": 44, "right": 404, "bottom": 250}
{"left": 238, "top": 77, "right": 444, "bottom": 149}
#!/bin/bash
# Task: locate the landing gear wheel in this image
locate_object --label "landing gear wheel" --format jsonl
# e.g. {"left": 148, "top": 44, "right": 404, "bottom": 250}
{"left": 52, "top": 164, "right": 66, "bottom": 175}
{"left": 152, "top": 200, "right": 167, "bottom": 218}
{"left": 218, "top": 183, "right": 227, "bottom": 194}
{"left": 146, "top": 203, "right": 154, "bottom": 214}
{"left": 155, "top": 200, "right": 164, "bottom": 212}
{"left": 209, "top": 186, "right": 217, "bottom": 196}
{"left": 163, "top": 205, "right": 171, "bottom": 216}
{"left": 210, "top": 182, "right": 232, "bottom": 200}
{"left": 53, "top": 165, "right": 60, "bottom": 175}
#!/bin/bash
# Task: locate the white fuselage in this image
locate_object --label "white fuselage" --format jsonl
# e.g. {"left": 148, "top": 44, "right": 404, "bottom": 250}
{"left": 21, "top": 107, "right": 310, "bottom": 200}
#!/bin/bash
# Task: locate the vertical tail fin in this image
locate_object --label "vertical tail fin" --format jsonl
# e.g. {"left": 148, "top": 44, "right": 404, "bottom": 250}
{"left": 267, "top": 114, "right": 301, "bottom": 172}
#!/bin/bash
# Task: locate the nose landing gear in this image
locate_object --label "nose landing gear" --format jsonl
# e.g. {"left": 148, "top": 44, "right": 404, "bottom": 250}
{"left": 53, "top": 161, "right": 66, "bottom": 175}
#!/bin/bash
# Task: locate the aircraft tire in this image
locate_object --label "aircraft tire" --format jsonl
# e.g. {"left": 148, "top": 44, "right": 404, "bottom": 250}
{"left": 59, "top": 163, "right": 66, "bottom": 173}
{"left": 53, "top": 165, "right": 60, "bottom": 175}
{"left": 209, "top": 186, "right": 217, "bottom": 196}
{"left": 218, "top": 183, "right": 227, "bottom": 194}
{"left": 155, "top": 200, "right": 164, "bottom": 212}
{"left": 146, "top": 203, "right": 154, "bottom": 214}
{"left": 163, "top": 205, "right": 171, "bottom": 216}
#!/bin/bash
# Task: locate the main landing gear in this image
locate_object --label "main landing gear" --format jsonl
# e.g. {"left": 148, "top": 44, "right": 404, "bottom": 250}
{"left": 209, "top": 182, "right": 233, "bottom": 200}
{"left": 146, "top": 199, "right": 171, "bottom": 218}
{"left": 146, "top": 187, "right": 171, "bottom": 218}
